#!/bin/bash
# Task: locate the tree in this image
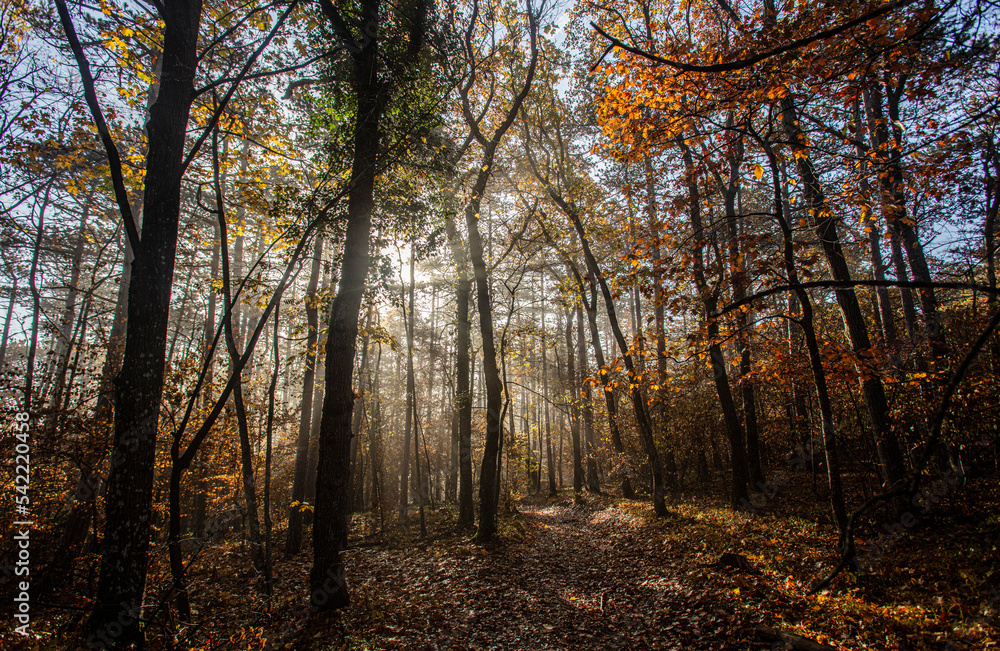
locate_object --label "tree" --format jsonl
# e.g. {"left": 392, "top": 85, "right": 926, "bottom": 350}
{"left": 68, "top": 0, "right": 207, "bottom": 639}
{"left": 310, "top": 0, "right": 431, "bottom": 611}
{"left": 286, "top": 236, "right": 324, "bottom": 556}
{"left": 55, "top": 0, "right": 299, "bottom": 639}
{"left": 456, "top": 0, "right": 542, "bottom": 542}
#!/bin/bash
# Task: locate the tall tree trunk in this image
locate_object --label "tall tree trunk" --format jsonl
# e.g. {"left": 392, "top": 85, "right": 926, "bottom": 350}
{"left": 460, "top": 2, "right": 539, "bottom": 541}
{"left": 369, "top": 341, "right": 385, "bottom": 528}
{"left": 984, "top": 128, "right": 1000, "bottom": 374}
{"left": 853, "top": 99, "right": 898, "bottom": 347}
{"left": 780, "top": 97, "right": 907, "bottom": 492}
{"left": 760, "top": 135, "right": 849, "bottom": 542}
{"left": 466, "top": 188, "right": 505, "bottom": 541}
{"left": 575, "top": 264, "right": 633, "bottom": 497}
{"left": 48, "top": 194, "right": 92, "bottom": 416}
{"left": 888, "top": 226, "right": 920, "bottom": 340}
{"left": 25, "top": 182, "right": 50, "bottom": 412}
{"left": 88, "top": 0, "right": 203, "bottom": 641}
{"left": 262, "top": 301, "right": 280, "bottom": 604}
{"left": 679, "top": 142, "right": 750, "bottom": 511}
{"left": 718, "top": 127, "right": 763, "bottom": 489}
{"left": 312, "top": 0, "right": 422, "bottom": 606}
{"left": 304, "top": 258, "right": 333, "bottom": 514}
{"left": 448, "top": 389, "right": 459, "bottom": 502}
{"left": 576, "top": 305, "right": 600, "bottom": 493}
{"left": 214, "top": 127, "right": 267, "bottom": 597}
{"left": 350, "top": 305, "right": 373, "bottom": 512}
{"left": 91, "top": 47, "right": 162, "bottom": 424}
{"left": 0, "top": 275, "right": 17, "bottom": 369}
{"left": 563, "top": 209, "right": 664, "bottom": 514}
{"left": 649, "top": 191, "right": 676, "bottom": 490}
{"left": 192, "top": 231, "right": 220, "bottom": 541}
{"left": 286, "top": 236, "right": 324, "bottom": 556}
{"left": 868, "top": 77, "right": 946, "bottom": 355}
{"left": 444, "top": 215, "right": 474, "bottom": 527}
{"left": 985, "top": 128, "right": 998, "bottom": 304}
{"left": 399, "top": 247, "right": 416, "bottom": 521}
{"left": 541, "top": 280, "right": 556, "bottom": 496}
{"left": 533, "top": 212, "right": 639, "bottom": 499}
{"left": 566, "top": 308, "right": 583, "bottom": 493}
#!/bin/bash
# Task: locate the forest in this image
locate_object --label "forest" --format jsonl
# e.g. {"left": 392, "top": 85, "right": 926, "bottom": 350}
{"left": 1, "top": 0, "right": 999, "bottom": 648}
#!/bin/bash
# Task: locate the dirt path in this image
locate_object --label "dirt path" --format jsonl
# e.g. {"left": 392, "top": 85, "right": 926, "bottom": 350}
{"left": 334, "top": 503, "right": 753, "bottom": 650}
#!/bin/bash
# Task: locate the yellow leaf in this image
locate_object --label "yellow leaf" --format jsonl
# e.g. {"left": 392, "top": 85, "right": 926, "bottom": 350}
{"left": 753, "top": 164, "right": 763, "bottom": 181}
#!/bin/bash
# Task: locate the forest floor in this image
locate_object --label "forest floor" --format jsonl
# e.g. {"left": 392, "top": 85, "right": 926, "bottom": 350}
{"left": 262, "top": 471, "right": 1000, "bottom": 651}
{"left": 9, "top": 471, "right": 1000, "bottom": 650}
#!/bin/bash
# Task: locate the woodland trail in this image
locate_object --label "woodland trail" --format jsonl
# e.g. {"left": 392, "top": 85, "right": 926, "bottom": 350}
{"left": 178, "top": 476, "right": 1000, "bottom": 651}
{"left": 322, "top": 501, "right": 754, "bottom": 650}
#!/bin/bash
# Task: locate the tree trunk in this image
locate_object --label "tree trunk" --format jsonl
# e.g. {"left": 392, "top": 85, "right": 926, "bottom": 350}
{"left": 262, "top": 302, "right": 281, "bottom": 604}
{"left": 399, "top": 247, "right": 416, "bottom": 521}
{"left": 193, "top": 231, "right": 221, "bottom": 541}
{"left": 566, "top": 308, "right": 583, "bottom": 493}
{"left": 48, "top": 194, "right": 91, "bottom": 416}
{"left": 577, "top": 270, "right": 633, "bottom": 497}
{"left": 576, "top": 305, "right": 601, "bottom": 493}
{"left": 350, "top": 305, "right": 373, "bottom": 512}
{"left": 0, "top": 275, "right": 16, "bottom": 369}
{"left": 869, "top": 77, "right": 946, "bottom": 355}
{"left": 647, "top": 164, "right": 681, "bottom": 486}
{"left": 304, "top": 258, "right": 332, "bottom": 515}
{"left": 853, "top": 99, "right": 898, "bottom": 347}
{"left": 88, "top": 1, "right": 202, "bottom": 641}
{"left": 719, "top": 128, "right": 763, "bottom": 490}
{"left": 541, "top": 281, "right": 556, "bottom": 496}
{"left": 466, "top": 186, "right": 505, "bottom": 542}
{"left": 781, "top": 97, "right": 907, "bottom": 491}
{"left": 444, "top": 215, "right": 474, "bottom": 527}
{"left": 761, "top": 135, "right": 849, "bottom": 541}
{"left": 564, "top": 210, "right": 664, "bottom": 513}
{"left": 679, "top": 142, "right": 750, "bottom": 511}
{"left": 214, "top": 127, "right": 267, "bottom": 597}
{"left": 986, "top": 129, "right": 998, "bottom": 304}
{"left": 460, "top": 4, "right": 539, "bottom": 541}
{"left": 286, "top": 236, "right": 324, "bottom": 556}
{"left": 311, "top": 0, "right": 409, "bottom": 606}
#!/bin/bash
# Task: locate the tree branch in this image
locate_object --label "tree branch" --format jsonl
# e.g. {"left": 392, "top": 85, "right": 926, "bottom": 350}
{"left": 180, "top": 0, "right": 300, "bottom": 174}
{"left": 714, "top": 279, "right": 998, "bottom": 319}
{"left": 590, "top": 0, "right": 919, "bottom": 73}
{"left": 55, "top": 0, "right": 141, "bottom": 252}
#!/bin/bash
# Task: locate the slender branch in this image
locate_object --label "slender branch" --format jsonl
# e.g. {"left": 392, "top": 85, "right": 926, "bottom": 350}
{"left": 715, "top": 279, "right": 998, "bottom": 319}
{"left": 169, "top": 187, "right": 349, "bottom": 467}
{"left": 180, "top": 0, "right": 300, "bottom": 174}
{"left": 590, "top": 0, "right": 920, "bottom": 73}
{"left": 55, "top": 0, "right": 141, "bottom": 252}
{"left": 195, "top": 52, "right": 331, "bottom": 97}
